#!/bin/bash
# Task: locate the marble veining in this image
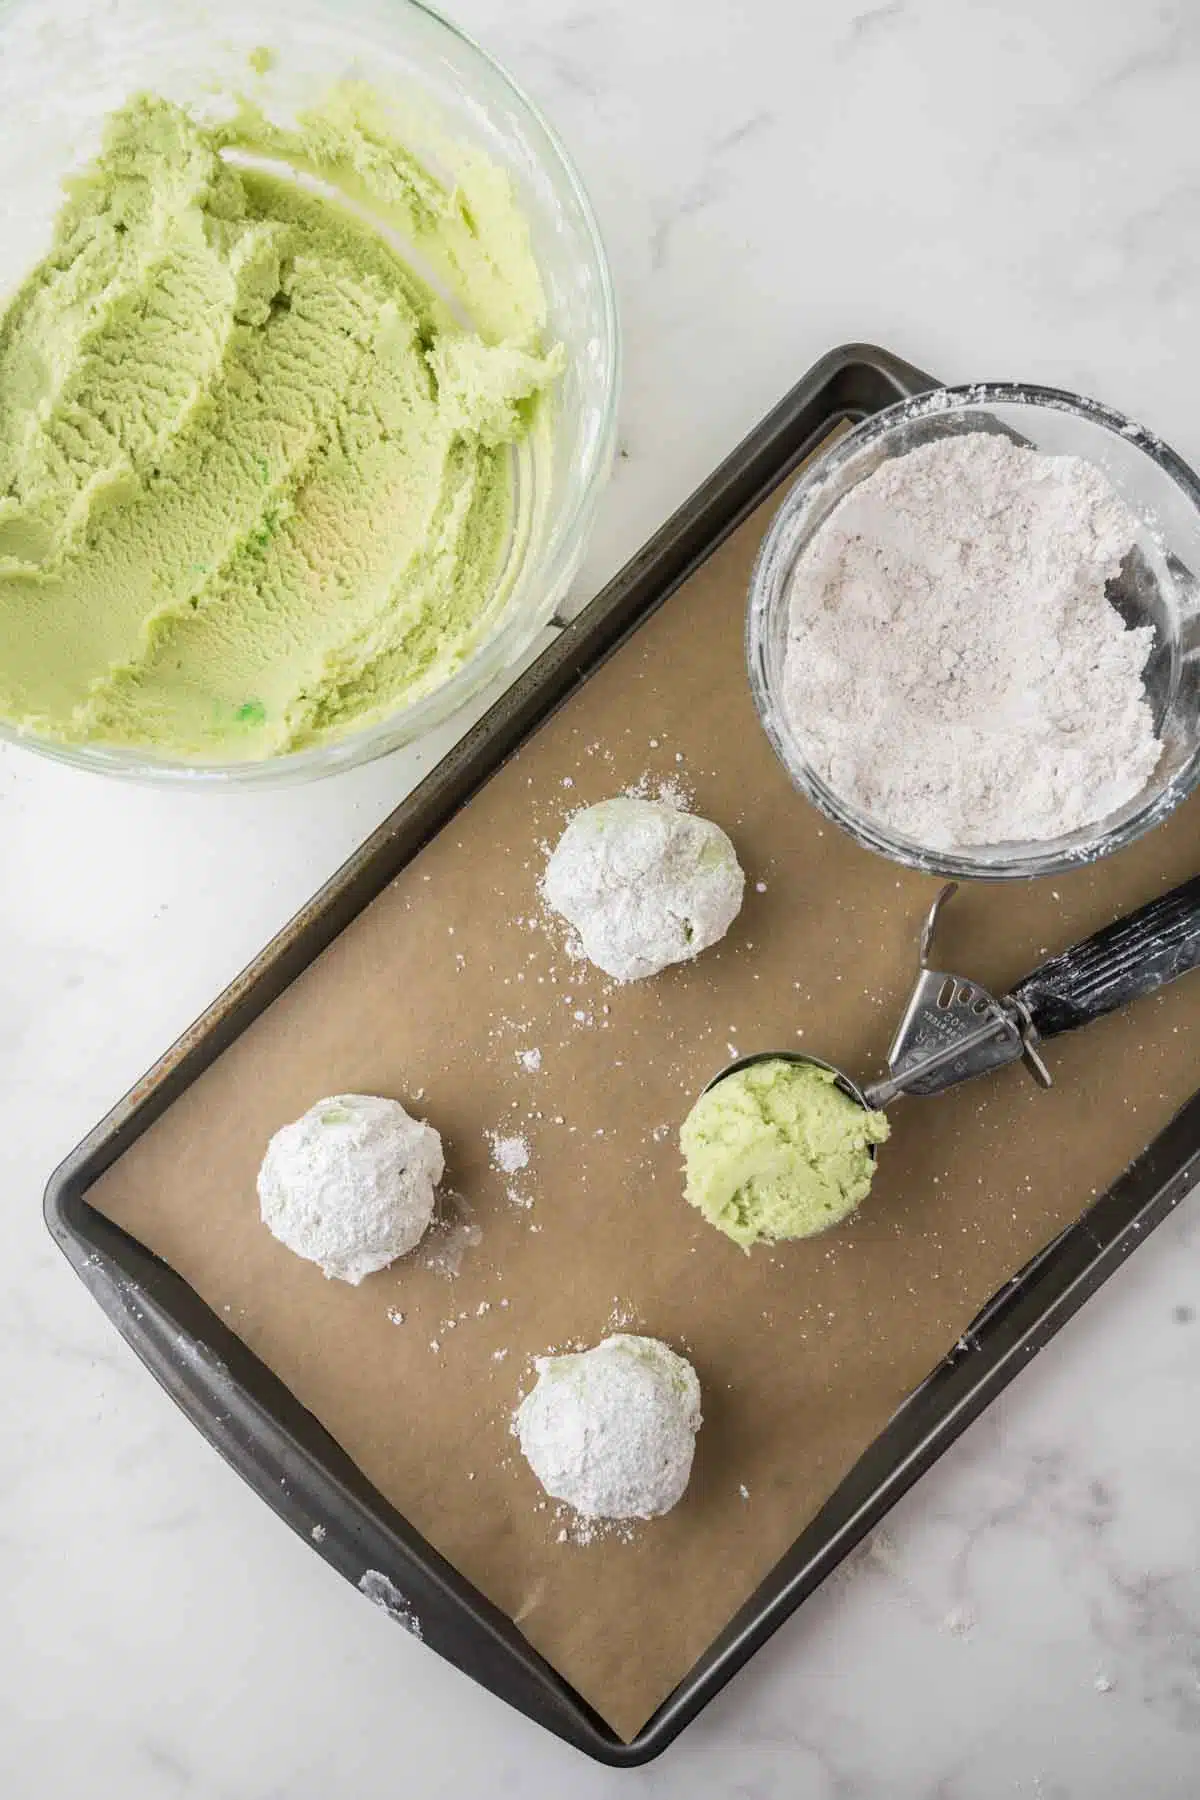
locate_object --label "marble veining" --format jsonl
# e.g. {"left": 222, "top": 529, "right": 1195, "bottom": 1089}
{"left": 2, "top": 1, "right": 1200, "bottom": 1795}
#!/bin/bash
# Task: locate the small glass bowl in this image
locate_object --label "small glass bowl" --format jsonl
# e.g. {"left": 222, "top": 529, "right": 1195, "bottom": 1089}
{"left": 0, "top": 0, "right": 619, "bottom": 785}
{"left": 746, "top": 384, "right": 1200, "bottom": 879}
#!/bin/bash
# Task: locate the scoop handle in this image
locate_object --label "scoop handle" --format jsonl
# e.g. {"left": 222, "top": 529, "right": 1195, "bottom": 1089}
{"left": 1009, "top": 876, "right": 1200, "bottom": 1039}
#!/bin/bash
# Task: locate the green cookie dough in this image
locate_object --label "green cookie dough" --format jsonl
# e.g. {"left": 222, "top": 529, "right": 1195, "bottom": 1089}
{"left": 0, "top": 82, "right": 561, "bottom": 758}
{"left": 680, "top": 1058, "right": 890, "bottom": 1249}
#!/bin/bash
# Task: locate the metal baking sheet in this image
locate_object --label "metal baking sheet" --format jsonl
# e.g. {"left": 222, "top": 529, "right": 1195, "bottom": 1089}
{"left": 45, "top": 344, "right": 1200, "bottom": 1763}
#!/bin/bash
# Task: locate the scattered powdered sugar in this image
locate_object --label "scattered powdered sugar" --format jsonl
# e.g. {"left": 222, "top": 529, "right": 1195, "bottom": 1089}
{"left": 358, "top": 1570, "right": 423, "bottom": 1638}
{"left": 310, "top": 1523, "right": 327, "bottom": 1543}
{"left": 516, "top": 1047, "right": 542, "bottom": 1073}
{"left": 419, "top": 1190, "right": 482, "bottom": 1279}
{"left": 257, "top": 1094, "right": 443, "bottom": 1284}
{"left": 513, "top": 1334, "right": 702, "bottom": 1520}
{"left": 782, "top": 434, "right": 1163, "bottom": 847}
{"left": 624, "top": 770, "right": 695, "bottom": 811}
{"left": 554, "top": 1507, "right": 637, "bottom": 1547}
{"left": 542, "top": 797, "right": 745, "bottom": 982}
{"left": 605, "top": 1296, "right": 639, "bottom": 1331}
{"left": 487, "top": 1131, "right": 530, "bottom": 1174}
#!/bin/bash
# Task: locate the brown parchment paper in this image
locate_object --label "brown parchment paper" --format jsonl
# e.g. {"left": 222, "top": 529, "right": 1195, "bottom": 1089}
{"left": 91, "top": 477, "right": 1199, "bottom": 1742}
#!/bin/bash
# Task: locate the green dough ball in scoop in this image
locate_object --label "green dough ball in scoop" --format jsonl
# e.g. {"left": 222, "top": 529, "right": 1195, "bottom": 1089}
{"left": 680, "top": 1058, "right": 889, "bottom": 1249}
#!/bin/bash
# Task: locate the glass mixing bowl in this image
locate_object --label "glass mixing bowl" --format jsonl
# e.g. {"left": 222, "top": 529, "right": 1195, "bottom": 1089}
{"left": 0, "top": 0, "right": 619, "bottom": 784}
{"left": 747, "top": 384, "right": 1200, "bottom": 879}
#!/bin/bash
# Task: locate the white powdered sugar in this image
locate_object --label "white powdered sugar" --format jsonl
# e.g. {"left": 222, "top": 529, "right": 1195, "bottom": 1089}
{"left": 487, "top": 1131, "right": 530, "bottom": 1174}
{"left": 623, "top": 771, "right": 695, "bottom": 811}
{"left": 782, "top": 433, "right": 1163, "bottom": 847}
{"left": 258, "top": 1094, "right": 443, "bottom": 1284}
{"left": 418, "top": 1189, "right": 481, "bottom": 1279}
{"left": 358, "top": 1570, "right": 423, "bottom": 1638}
{"left": 513, "top": 1334, "right": 702, "bottom": 1521}
{"left": 542, "top": 797, "right": 744, "bottom": 982}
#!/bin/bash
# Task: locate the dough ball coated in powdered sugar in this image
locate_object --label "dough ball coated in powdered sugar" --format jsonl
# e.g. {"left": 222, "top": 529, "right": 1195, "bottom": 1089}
{"left": 514, "top": 1334, "right": 702, "bottom": 1520}
{"left": 258, "top": 1094, "right": 443, "bottom": 1284}
{"left": 543, "top": 797, "right": 744, "bottom": 982}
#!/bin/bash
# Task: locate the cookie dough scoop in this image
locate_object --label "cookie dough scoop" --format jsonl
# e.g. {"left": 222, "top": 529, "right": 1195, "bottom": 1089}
{"left": 688, "top": 877, "right": 1200, "bottom": 1242}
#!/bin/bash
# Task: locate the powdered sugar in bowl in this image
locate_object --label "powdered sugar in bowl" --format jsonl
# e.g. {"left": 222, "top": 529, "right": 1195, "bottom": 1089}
{"left": 747, "top": 384, "right": 1200, "bottom": 879}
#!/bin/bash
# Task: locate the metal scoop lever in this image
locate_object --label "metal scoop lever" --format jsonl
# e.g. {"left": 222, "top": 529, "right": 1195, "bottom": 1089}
{"left": 866, "top": 882, "right": 1044, "bottom": 1107}
{"left": 884, "top": 874, "right": 1200, "bottom": 1104}
{"left": 704, "top": 875, "right": 1200, "bottom": 1114}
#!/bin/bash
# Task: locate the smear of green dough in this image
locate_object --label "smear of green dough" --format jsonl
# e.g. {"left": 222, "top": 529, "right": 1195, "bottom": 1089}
{"left": 0, "top": 83, "right": 562, "bottom": 758}
{"left": 680, "top": 1059, "right": 890, "bottom": 1250}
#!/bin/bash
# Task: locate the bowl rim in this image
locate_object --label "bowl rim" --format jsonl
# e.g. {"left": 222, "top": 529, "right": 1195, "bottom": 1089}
{"left": 745, "top": 381, "right": 1200, "bottom": 880}
{"left": 0, "top": 0, "right": 621, "bottom": 787}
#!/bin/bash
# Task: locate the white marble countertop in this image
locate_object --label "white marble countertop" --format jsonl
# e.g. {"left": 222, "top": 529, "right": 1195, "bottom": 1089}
{"left": 3, "top": 2, "right": 1199, "bottom": 1795}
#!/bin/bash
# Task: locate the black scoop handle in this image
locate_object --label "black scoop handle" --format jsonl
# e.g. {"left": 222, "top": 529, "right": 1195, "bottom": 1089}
{"left": 1010, "top": 876, "right": 1200, "bottom": 1039}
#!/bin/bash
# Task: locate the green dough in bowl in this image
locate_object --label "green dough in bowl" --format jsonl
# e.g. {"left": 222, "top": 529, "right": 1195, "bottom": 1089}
{"left": 0, "top": 83, "right": 562, "bottom": 759}
{"left": 680, "top": 1058, "right": 890, "bottom": 1249}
